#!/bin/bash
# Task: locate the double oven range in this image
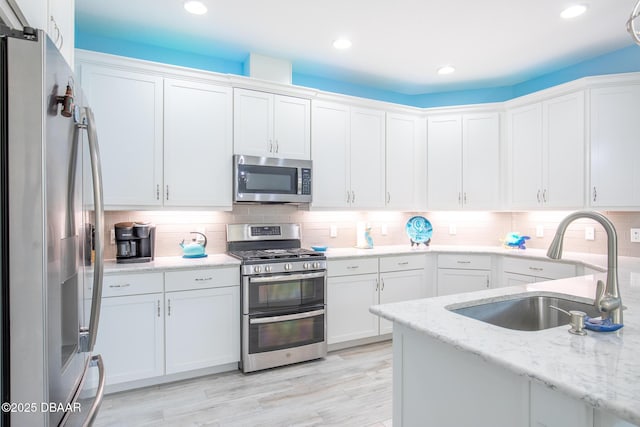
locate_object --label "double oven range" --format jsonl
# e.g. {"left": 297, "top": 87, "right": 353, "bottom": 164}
{"left": 227, "top": 224, "right": 327, "bottom": 373}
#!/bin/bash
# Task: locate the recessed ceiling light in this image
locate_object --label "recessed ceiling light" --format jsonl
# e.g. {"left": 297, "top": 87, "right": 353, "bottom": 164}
{"left": 184, "top": 0, "right": 207, "bottom": 15}
{"left": 333, "top": 38, "right": 352, "bottom": 50}
{"left": 560, "top": 4, "right": 587, "bottom": 19}
{"left": 437, "top": 65, "right": 456, "bottom": 75}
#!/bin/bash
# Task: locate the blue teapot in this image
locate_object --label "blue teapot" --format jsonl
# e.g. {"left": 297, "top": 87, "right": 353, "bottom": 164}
{"left": 180, "top": 232, "right": 208, "bottom": 258}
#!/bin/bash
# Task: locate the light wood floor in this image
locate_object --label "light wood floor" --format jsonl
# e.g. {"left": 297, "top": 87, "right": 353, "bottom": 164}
{"left": 94, "top": 341, "right": 393, "bottom": 427}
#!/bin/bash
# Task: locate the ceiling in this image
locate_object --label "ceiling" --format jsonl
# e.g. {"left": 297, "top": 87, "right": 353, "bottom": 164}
{"left": 75, "top": 0, "right": 639, "bottom": 95}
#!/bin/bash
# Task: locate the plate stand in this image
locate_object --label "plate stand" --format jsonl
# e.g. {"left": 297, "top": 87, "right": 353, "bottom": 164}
{"left": 410, "top": 238, "right": 430, "bottom": 247}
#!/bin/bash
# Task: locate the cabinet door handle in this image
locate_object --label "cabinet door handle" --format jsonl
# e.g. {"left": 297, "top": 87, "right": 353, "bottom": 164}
{"left": 397, "top": 261, "right": 409, "bottom": 266}
{"left": 463, "top": 192, "right": 467, "bottom": 204}
{"left": 486, "top": 277, "right": 490, "bottom": 288}
{"left": 166, "top": 185, "right": 169, "bottom": 201}
{"left": 346, "top": 191, "right": 351, "bottom": 204}
{"left": 346, "top": 265, "right": 359, "bottom": 270}
{"left": 156, "top": 184, "right": 160, "bottom": 200}
{"left": 108, "top": 283, "right": 131, "bottom": 288}
{"left": 269, "top": 140, "right": 273, "bottom": 153}
{"left": 457, "top": 260, "right": 471, "bottom": 264}
{"left": 381, "top": 278, "right": 385, "bottom": 291}
{"left": 275, "top": 140, "right": 279, "bottom": 153}
{"left": 458, "top": 192, "right": 462, "bottom": 205}
{"left": 375, "top": 279, "right": 379, "bottom": 291}
{"left": 157, "top": 300, "right": 161, "bottom": 317}
{"left": 593, "top": 186, "right": 597, "bottom": 202}
{"left": 352, "top": 191, "right": 356, "bottom": 203}
{"left": 167, "top": 299, "right": 171, "bottom": 316}
{"left": 542, "top": 189, "right": 547, "bottom": 203}
{"left": 536, "top": 189, "right": 541, "bottom": 203}
{"left": 386, "top": 192, "right": 391, "bottom": 205}
{"left": 529, "top": 266, "right": 543, "bottom": 272}
{"left": 195, "top": 277, "right": 213, "bottom": 282}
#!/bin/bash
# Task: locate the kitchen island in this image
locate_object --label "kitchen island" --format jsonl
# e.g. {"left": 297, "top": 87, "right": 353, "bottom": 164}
{"left": 370, "top": 256, "right": 640, "bottom": 427}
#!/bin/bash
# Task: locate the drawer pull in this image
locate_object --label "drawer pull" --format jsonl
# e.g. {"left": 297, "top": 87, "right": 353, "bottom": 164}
{"left": 195, "top": 277, "right": 213, "bottom": 282}
{"left": 457, "top": 261, "right": 471, "bottom": 264}
{"left": 109, "top": 283, "right": 131, "bottom": 288}
{"left": 397, "top": 261, "right": 409, "bottom": 266}
{"left": 157, "top": 300, "right": 161, "bottom": 317}
{"left": 346, "top": 266, "right": 360, "bottom": 270}
{"left": 529, "top": 267, "right": 544, "bottom": 271}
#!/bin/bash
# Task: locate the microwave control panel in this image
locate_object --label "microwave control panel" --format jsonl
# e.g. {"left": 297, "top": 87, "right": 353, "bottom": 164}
{"left": 301, "top": 168, "right": 311, "bottom": 195}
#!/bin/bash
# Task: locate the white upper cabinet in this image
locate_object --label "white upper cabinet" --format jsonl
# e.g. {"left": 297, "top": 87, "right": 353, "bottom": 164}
{"left": 427, "top": 113, "right": 500, "bottom": 210}
{"left": 386, "top": 113, "right": 427, "bottom": 210}
{"left": 13, "top": 0, "right": 74, "bottom": 66}
{"left": 78, "top": 52, "right": 234, "bottom": 210}
{"left": 350, "top": 107, "right": 386, "bottom": 209}
{"left": 311, "top": 100, "right": 350, "bottom": 208}
{"left": 233, "top": 88, "right": 310, "bottom": 160}
{"left": 590, "top": 84, "right": 640, "bottom": 208}
{"left": 80, "top": 64, "right": 164, "bottom": 208}
{"left": 311, "top": 102, "right": 386, "bottom": 209}
{"left": 508, "top": 91, "right": 585, "bottom": 209}
{"left": 163, "top": 79, "right": 232, "bottom": 208}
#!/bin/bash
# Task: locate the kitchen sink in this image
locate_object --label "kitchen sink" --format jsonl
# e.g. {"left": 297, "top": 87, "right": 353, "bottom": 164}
{"left": 447, "top": 294, "right": 600, "bottom": 331}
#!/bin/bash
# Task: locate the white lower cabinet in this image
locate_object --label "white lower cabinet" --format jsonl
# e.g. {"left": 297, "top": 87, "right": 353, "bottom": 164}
{"left": 327, "top": 254, "right": 428, "bottom": 345}
{"left": 327, "top": 258, "right": 379, "bottom": 344}
{"left": 165, "top": 286, "right": 240, "bottom": 374}
{"left": 90, "top": 273, "right": 165, "bottom": 387}
{"left": 94, "top": 268, "right": 239, "bottom": 390}
{"left": 437, "top": 254, "right": 492, "bottom": 296}
{"left": 378, "top": 255, "right": 429, "bottom": 335}
{"left": 500, "top": 257, "right": 576, "bottom": 287}
{"left": 164, "top": 268, "right": 240, "bottom": 375}
{"left": 530, "top": 382, "right": 593, "bottom": 427}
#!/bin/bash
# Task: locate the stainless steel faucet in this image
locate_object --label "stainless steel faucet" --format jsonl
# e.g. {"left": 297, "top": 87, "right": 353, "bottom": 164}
{"left": 547, "top": 211, "right": 623, "bottom": 324}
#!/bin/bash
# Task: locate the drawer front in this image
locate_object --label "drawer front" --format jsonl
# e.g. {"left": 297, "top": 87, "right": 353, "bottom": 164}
{"left": 379, "top": 254, "right": 427, "bottom": 272}
{"left": 438, "top": 254, "right": 492, "bottom": 270}
{"left": 328, "top": 257, "right": 378, "bottom": 277}
{"left": 101, "top": 272, "right": 164, "bottom": 297}
{"left": 165, "top": 267, "right": 239, "bottom": 292}
{"left": 502, "top": 257, "right": 575, "bottom": 279}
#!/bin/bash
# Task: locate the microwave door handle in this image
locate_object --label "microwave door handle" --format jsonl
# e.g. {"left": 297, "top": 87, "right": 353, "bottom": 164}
{"left": 250, "top": 309, "right": 325, "bottom": 324}
{"left": 250, "top": 271, "right": 326, "bottom": 283}
{"left": 79, "top": 106, "right": 105, "bottom": 353}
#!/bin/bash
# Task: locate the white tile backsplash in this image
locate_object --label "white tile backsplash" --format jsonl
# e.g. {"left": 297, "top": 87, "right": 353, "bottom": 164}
{"left": 100, "top": 208, "right": 640, "bottom": 259}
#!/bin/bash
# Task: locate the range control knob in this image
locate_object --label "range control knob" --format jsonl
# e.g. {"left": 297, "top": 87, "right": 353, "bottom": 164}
{"left": 265, "top": 265, "right": 272, "bottom": 273}
{"left": 284, "top": 263, "right": 292, "bottom": 271}
{"left": 313, "top": 262, "right": 321, "bottom": 269}
{"left": 303, "top": 262, "right": 310, "bottom": 269}
{"left": 253, "top": 265, "right": 262, "bottom": 274}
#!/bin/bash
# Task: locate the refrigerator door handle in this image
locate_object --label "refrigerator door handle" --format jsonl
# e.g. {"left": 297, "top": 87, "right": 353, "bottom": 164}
{"left": 79, "top": 106, "right": 105, "bottom": 353}
{"left": 82, "top": 354, "right": 106, "bottom": 427}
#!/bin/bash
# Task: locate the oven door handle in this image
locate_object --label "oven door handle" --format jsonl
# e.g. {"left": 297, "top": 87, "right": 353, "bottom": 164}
{"left": 249, "top": 308, "right": 325, "bottom": 324}
{"left": 250, "top": 271, "right": 326, "bottom": 283}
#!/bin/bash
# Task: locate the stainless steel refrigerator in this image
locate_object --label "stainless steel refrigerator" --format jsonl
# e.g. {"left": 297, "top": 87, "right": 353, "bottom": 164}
{"left": 0, "top": 26, "right": 106, "bottom": 426}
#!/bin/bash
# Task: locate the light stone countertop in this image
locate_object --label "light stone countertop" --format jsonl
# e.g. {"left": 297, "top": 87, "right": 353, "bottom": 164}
{"left": 102, "top": 253, "right": 240, "bottom": 275}
{"left": 370, "top": 256, "right": 640, "bottom": 425}
{"left": 99, "top": 244, "right": 639, "bottom": 422}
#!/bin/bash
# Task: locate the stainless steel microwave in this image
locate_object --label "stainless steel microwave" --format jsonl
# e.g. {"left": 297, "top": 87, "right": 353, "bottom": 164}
{"left": 233, "top": 155, "right": 312, "bottom": 203}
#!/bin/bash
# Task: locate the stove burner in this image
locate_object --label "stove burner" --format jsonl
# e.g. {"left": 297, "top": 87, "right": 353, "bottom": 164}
{"left": 229, "top": 248, "right": 324, "bottom": 261}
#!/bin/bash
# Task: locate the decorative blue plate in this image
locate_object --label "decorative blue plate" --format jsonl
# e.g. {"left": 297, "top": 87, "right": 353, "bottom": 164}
{"left": 405, "top": 216, "right": 433, "bottom": 244}
{"left": 311, "top": 245, "right": 328, "bottom": 252}
{"left": 182, "top": 253, "right": 208, "bottom": 259}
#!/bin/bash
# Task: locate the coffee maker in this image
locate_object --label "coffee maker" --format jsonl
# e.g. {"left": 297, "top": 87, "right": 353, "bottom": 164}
{"left": 114, "top": 222, "right": 156, "bottom": 263}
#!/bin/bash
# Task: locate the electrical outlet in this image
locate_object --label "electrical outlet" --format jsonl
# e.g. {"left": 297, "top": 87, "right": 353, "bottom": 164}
{"left": 449, "top": 224, "right": 457, "bottom": 235}
{"left": 381, "top": 224, "right": 388, "bottom": 236}
{"left": 330, "top": 225, "right": 338, "bottom": 238}
{"left": 631, "top": 228, "right": 640, "bottom": 243}
{"left": 536, "top": 225, "right": 544, "bottom": 238}
{"left": 585, "top": 226, "right": 595, "bottom": 241}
